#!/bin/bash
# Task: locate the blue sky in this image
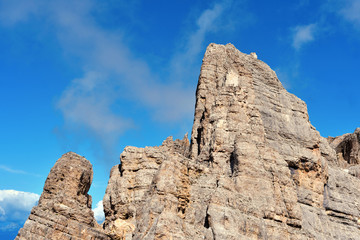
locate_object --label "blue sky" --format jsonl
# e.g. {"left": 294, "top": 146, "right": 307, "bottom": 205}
{"left": 0, "top": 0, "right": 359, "bottom": 238}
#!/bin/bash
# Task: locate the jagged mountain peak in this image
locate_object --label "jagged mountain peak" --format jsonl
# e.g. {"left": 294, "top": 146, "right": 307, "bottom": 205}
{"left": 17, "top": 44, "right": 360, "bottom": 240}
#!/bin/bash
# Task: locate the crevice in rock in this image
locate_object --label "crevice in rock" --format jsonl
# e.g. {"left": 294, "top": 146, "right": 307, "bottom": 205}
{"left": 123, "top": 212, "right": 133, "bottom": 220}
{"left": 286, "top": 218, "right": 302, "bottom": 229}
{"left": 341, "top": 140, "right": 353, "bottom": 164}
{"left": 196, "top": 111, "right": 206, "bottom": 156}
{"left": 204, "top": 207, "right": 216, "bottom": 240}
{"left": 323, "top": 183, "right": 329, "bottom": 209}
{"left": 230, "top": 150, "right": 238, "bottom": 176}
{"left": 178, "top": 207, "right": 186, "bottom": 215}
{"left": 197, "top": 127, "right": 203, "bottom": 156}
{"left": 209, "top": 154, "right": 214, "bottom": 163}
{"left": 118, "top": 164, "right": 123, "bottom": 177}
{"left": 204, "top": 212, "right": 210, "bottom": 229}
{"left": 205, "top": 153, "right": 214, "bottom": 167}
{"left": 109, "top": 195, "right": 116, "bottom": 214}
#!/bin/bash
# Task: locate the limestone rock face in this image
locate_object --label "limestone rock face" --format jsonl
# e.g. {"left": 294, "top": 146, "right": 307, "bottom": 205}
{"left": 17, "top": 43, "right": 360, "bottom": 239}
{"left": 103, "top": 44, "right": 360, "bottom": 239}
{"left": 102, "top": 136, "right": 191, "bottom": 239}
{"left": 16, "top": 152, "right": 109, "bottom": 240}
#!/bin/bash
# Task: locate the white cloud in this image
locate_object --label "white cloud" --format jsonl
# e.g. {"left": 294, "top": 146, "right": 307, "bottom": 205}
{"left": 57, "top": 72, "right": 132, "bottom": 140}
{"left": 0, "top": 190, "right": 105, "bottom": 230}
{"left": 0, "top": 190, "right": 39, "bottom": 231}
{"left": 0, "top": 1, "right": 246, "bottom": 162}
{"left": 0, "top": 0, "right": 196, "bottom": 158}
{"left": 292, "top": 23, "right": 317, "bottom": 50}
{"left": 188, "top": 3, "right": 224, "bottom": 58}
{"left": 92, "top": 200, "right": 104, "bottom": 223}
{"left": 170, "top": 2, "right": 227, "bottom": 81}
{"left": 48, "top": 1, "right": 195, "bottom": 125}
{"left": 339, "top": 0, "right": 360, "bottom": 27}
{"left": 0, "top": 206, "right": 5, "bottom": 218}
{"left": 0, "top": 165, "right": 28, "bottom": 175}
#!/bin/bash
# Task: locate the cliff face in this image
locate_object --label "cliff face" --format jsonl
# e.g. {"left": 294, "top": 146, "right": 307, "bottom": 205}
{"left": 18, "top": 44, "right": 360, "bottom": 240}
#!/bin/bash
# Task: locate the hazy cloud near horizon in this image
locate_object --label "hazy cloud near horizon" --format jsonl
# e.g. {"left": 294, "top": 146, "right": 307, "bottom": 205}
{"left": 0, "top": 189, "right": 105, "bottom": 231}
{"left": 0, "top": 190, "right": 39, "bottom": 232}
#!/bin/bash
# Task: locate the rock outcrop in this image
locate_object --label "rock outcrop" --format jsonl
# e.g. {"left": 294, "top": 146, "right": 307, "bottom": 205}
{"left": 328, "top": 128, "right": 360, "bottom": 166}
{"left": 18, "top": 43, "right": 360, "bottom": 239}
{"left": 102, "top": 44, "right": 360, "bottom": 239}
{"left": 16, "top": 152, "right": 108, "bottom": 240}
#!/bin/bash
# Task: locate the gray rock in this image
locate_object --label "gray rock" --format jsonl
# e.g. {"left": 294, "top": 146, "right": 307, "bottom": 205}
{"left": 328, "top": 128, "right": 360, "bottom": 166}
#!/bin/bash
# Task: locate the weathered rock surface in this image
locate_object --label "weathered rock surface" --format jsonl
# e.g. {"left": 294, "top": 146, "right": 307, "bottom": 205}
{"left": 18, "top": 43, "right": 360, "bottom": 239}
{"left": 328, "top": 128, "right": 360, "bottom": 167}
{"left": 103, "top": 44, "right": 360, "bottom": 239}
{"left": 16, "top": 152, "right": 109, "bottom": 240}
{"left": 103, "top": 136, "right": 191, "bottom": 239}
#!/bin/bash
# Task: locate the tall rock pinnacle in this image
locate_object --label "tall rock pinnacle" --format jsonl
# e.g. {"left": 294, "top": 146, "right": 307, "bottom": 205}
{"left": 17, "top": 43, "right": 360, "bottom": 239}
{"left": 16, "top": 152, "right": 108, "bottom": 240}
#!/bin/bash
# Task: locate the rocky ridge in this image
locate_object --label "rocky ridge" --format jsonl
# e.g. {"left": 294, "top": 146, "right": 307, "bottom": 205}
{"left": 18, "top": 44, "right": 360, "bottom": 239}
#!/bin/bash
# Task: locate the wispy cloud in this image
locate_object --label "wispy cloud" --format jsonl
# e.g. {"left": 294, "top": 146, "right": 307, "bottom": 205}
{"left": 0, "top": 0, "right": 195, "bottom": 160}
{"left": 0, "top": 165, "right": 28, "bottom": 175}
{"left": 292, "top": 23, "right": 317, "bottom": 50}
{"left": 92, "top": 200, "right": 104, "bottom": 223}
{"left": 0, "top": 0, "right": 41, "bottom": 26}
{"left": 321, "top": 0, "right": 360, "bottom": 30}
{"left": 290, "top": 0, "right": 360, "bottom": 50}
{"left": 50, "top": 1, "right": 195, "bottom": 124}
{"left": 0, "top": 0, "right": 245, "bottom": 163}
{"left": 176, "top": 3, "right": 224, "bottom": 62}
{"left": 0, "top": 165, "right": 40, "bottom": 177}
{"left": 0, "top": 190, "right": 39, "bottom": 232}
{"left": 57, "top": 72, "right": 133, "bottom": 141}
{"left": 339, "top": 0, "right": 360, "bottom": 28}
{"left": 170, "top": 1, "right": 237, "bottom": 82}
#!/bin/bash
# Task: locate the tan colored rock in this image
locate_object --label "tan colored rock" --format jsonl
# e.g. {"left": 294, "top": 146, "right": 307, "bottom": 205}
{"left": 102, "top": 136, "right": 191, "bottom": 239}
{"left": 186, "top": 43, "right": 329, "bottom": 239}
{"left": 103, "top": 43, "right": 360, "bottom": 239}
{"left": 16, "top": 152, "right": 109, "bottom": 240}
{"left": 107, "top": 219, "right": 135, "bottom": 240}
{"left": 17, "top": 43, "right": 360, "bottom": 239}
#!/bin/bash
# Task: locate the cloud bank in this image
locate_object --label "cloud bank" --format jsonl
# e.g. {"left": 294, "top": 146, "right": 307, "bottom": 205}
{"left": 92, "top": 200, "right": 105, "bottom": 223}
{"left": 0, "top": 190, "right": 39, "bottom": 232}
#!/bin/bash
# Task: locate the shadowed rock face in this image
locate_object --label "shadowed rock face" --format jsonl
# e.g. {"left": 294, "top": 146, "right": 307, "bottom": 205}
{"left": 328, "top": 128, "right": 360, "bottom": 166}
{"left": 18, "top": 44, "right": 360, "bottom": 239}
{"left": 16, "top": 152, "right": 108, "bottom": 240}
